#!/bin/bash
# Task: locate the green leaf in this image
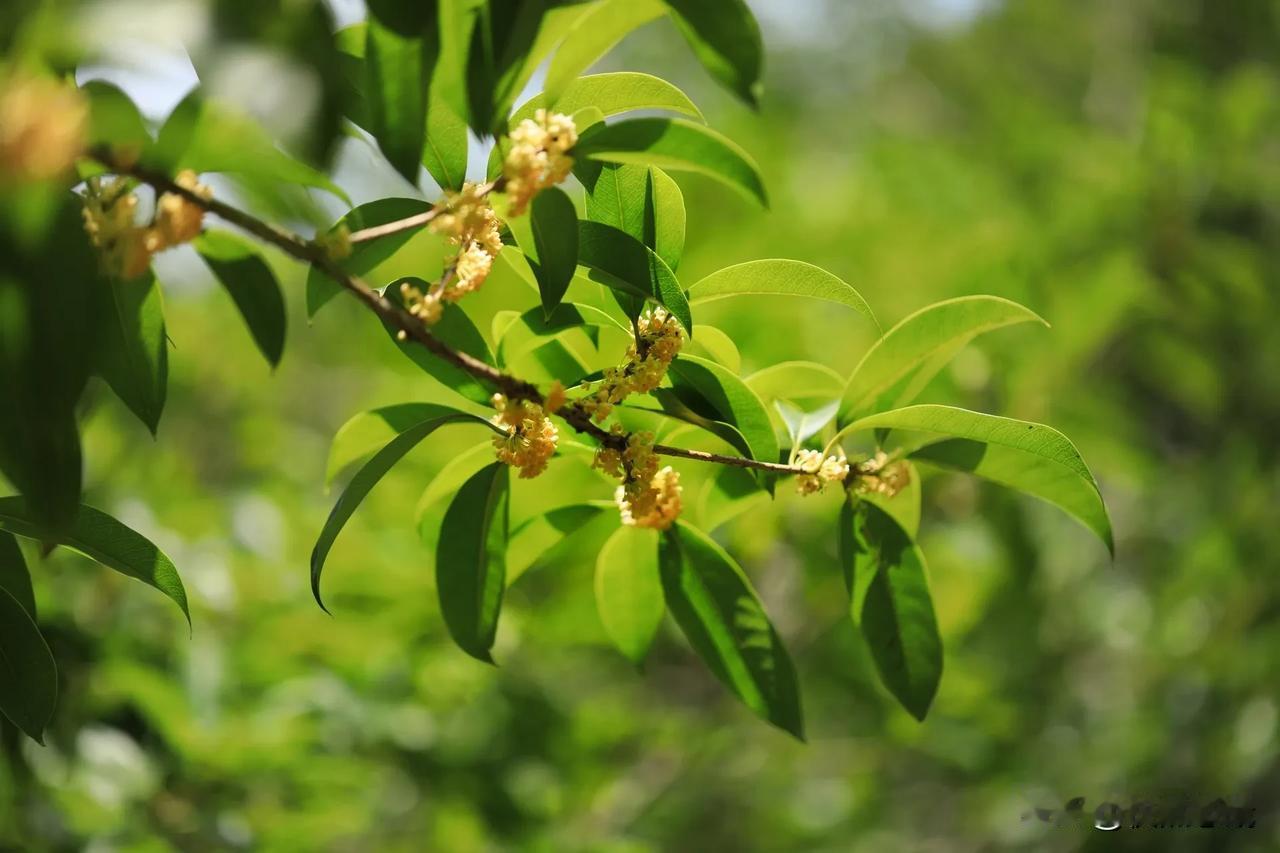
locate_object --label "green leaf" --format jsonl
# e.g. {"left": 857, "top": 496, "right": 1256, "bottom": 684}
{"left": 862, "top": 462, "right": 922, "bottom": 540}
{"left": 94, "top": 271, "right": 168, "bottom": 434}
{"left": 495, "top": 301, "right": 624, "bottom": 367}
{"left": 746, "top": 361, "right": 845, "bottom": 404}
{"left": 575, "top": 117, "right": 767, "bottom": 208}
{"left": 696, "top": 466, "right": 768, "bottom": 532}
{"left": 0, "top": 532, "right": 35, "bottom": 618}
{"left": 382, "top": 280, "right": 496, "bottom": 405}
{"left": 577, "top": 221, "right": 691, "bottom": 332}
{"left": 366, "top": 0, "right": 438, "bottom": 35}
{"left": 542, "top": 0, "right": 666, "bottom": 104}
{"left": 662, "top": 0, "right": 763, "bottom": 107}
{"left": 515, "top": 187, "right": 579, "bottom": 316}
{"left": 834, "top": 405, "right": 1112, "bottom": 553}
{"left": 325, "top": 403, "right": 461, "bottom": 489}
{"left": 838, "top": 295, "right": 1046, "bottom": 426}
{"left": 596, "top": 525, "right": 664, "bottom": 664}
{"left": 81, "top": 80, "right": 151, "bottom": 155}
{"left": 513, "top": 71, "right": 702, "bottom": 127}
{"left": 195, "top": 231, "right": 286, "bottom": 368}
{"left": 151, "top": 90, "right": 348, "bottom": 202}
{"left": 578, "top": 163, "right": 687, "bottom": 273}
{"left": 662, "top": 355, "right": 779, "bottom": 475}
{"left": 839, "top": 499, "right": 941, "bottom": 721}
{"left": 416, "top": 441, "right": 499, "bottom": 529}
{"left": 311, "top": 406, "right": 495, "bottom": 610}
{"left": 0, "top": 585, "right": 56, "bottom": 743}
{"left": 659, "top": 521, "right": 803, "bottom": 738}
{"left": 508, "top": 502, "right": 612, "bottom": 586}
{"left": 688, "top": 260, "right": 876, "bottom": 327}
{"left": 306, "top": 198, "right": 432, "bottom": 316}
{"left": 0, "top": 499, "right": 189, "bottom": 624}
{"left": 775, "top": 399, "right": 839, "bottom": 449}
{"left": 685, "top": 324, "right": 739, "bottom": 372}
{"left": 365, "top": 16, "right": 435, "bottom": 184}
{"left": 436, "top": 462, "right": 510, "bottom": 662}
{"left": 422, "top": 92, "right": 468, "bottom": 191}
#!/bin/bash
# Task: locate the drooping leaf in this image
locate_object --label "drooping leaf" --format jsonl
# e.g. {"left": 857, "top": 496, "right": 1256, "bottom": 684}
{"left": 833, "top": 405, "right": 1112, "bottom": 552}
{"left": 662, "top": 0, "right": 764, "bottom": 107}
{"left": 576, "top": 220, "right": 691, "bottom": 332}
{"left": 151, "top": 89, "right": 348, "bottom": 201}
{"left": 659, "top": 521, "right": 803, "bottom": 738}
{"left": 661, "top": 355, "right": 779, "bottom": 479}
{"left": 596, "top": 525, "right": 664, "bottom": 664}
{"left": 541, "top": 0, "right": 667, "bottom": 104}
{"left": 422, "top": 91, "right": 468, "bottom": 190}
{"left": 508, "top": 187, "right": 578, "bottom": 316}
{"left": 0, "top": 499, "right": 189, "bottom": 623}
{"left": 574, "top": 117, "right": 767, "bottom": 208}
{"left": 306, "top": 198, "right": 432, "bottom": 316}
{"left": 838, "top": 499, "right": 942, "bottom": 721}
{"left": 382, "top": 280, "right": 496, "bottom": 405}
{"left": 311, "top": 406, "right": 495, "bottom": 609}
{"left": 513, "top": 71, "right": 702, "bottom": 127}
{"left": 509, "top": 501, "right": 613, "bottom": 586}
{"left": 0, "top": 585, "right": 56, "bottom": 743}
{"left": 436, "top": 462, "right": 510, "bottom": 662}
{"left": 195, "top": 230, "right": 286, "bottom": 367}
{"left": 838, "top": 296, "right": 1046, "bottom": 426}
{"left": 94, "top": 270, "right": 168, "bottom": 434}
{"left": 0, "top": 532, "right": 35, "bottom": 618}
{"left": 365, "top": 15, "right": 436, "bottom": 184}
{"left": 688, "top": 260, "right": 876, "bottom": 327}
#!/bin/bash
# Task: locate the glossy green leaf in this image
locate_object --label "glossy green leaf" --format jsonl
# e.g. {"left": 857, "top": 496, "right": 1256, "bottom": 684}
{"left": 577, "top": 221, "right": 691, "bottom": 332}
{"left": 659, "top": 521, "right": 803, "bottom": 738}
{"left": 839, "top": 499, "right": 941, "bottom": 721}
{"left": 662, "top": 0, "right": 763, "bottom": 106}
{"left": 325, "top": 403, "right": 461, "bottom": 489}
{"left": 513, "top": 72, "right": 702, "bottom": 127}
{"left": 579, "top": 163, "right": 686, "bottom": 273}
{"left": 311, "top": 406, "right": 495, "bottom": 610}
{"left": 382, "top": 280, "right": 496, "bottom": 404}
{"left": 365, "top": 16, "right": 434, "bottom": 184}
{"left": 422, "top": 92, "right": 468, "bottom": 190}
{"left": 416, "top": 441, "right": 498, "bottom": 529}
{"left": 195, "top": 231, "right": 286, "bottom": 367}
{"left": 663, "top": 355, "right": 779, "bottom": 473}
{"left": 0, "top": 585, "right": 56, "bottom": 743}
{"left": 509, "top": 502, "right": 612, "bottom": 586}
{"left": 838, "top": 296, "right": 1046, "bottom": 426}
{"left": 523, "top": 187, "right": 579, "bottom": 316}
{"left": 596, "top": 525, "right": 664, "bottom": 664}
{"left": 685, "top": 324, "right": 740, "bottom": 372}
{"left": 833, "top": 405, "right": 1112, "bottom": 552}
{"left": 688, "top": 260, "right": 876, "bottom": 327}
{"left": 775, "top": 399, "right": 839, "bottom": 449}
{"left": 306, "top": 198, "right": 432, "bottom": 316}
{"left": 95, "top": 271, "right": 168, "bottom": 434}
{"left": 575, "top": 117, "right": 768, "bottom": 208}
{"left": 495, "top": 302, "right": 624, "bottom": 367}
{"left": 0, "top": 499, "right": 189, "bottom": 624}
{"left": 436, "top": 462, "right": 510, "bottom": 662}
{"left": 542, "top": 0, "right": 666, "bottom": 104}
{"left": 0, "top": 532, "right": 34, "bottom": 618}
{"left": 696, "top": 466, "right": 769, "bottom": 532}
{"left": 151, "top": 90, "right": 348, "bottom": 201}
{"left": 746, "top": 361, "right": 845, "bottom": 404}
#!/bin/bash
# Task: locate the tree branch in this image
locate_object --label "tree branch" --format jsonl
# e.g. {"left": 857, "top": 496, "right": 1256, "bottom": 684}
{"left": 94, "top": 151, "right": 811, "bottom": 478}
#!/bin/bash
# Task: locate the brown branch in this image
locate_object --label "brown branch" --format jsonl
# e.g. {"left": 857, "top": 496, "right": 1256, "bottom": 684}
{"left": 93, "top": 150, "right": 809, "bottom": 478}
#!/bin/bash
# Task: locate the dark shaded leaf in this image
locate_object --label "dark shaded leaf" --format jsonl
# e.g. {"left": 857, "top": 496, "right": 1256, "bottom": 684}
{"left": 195, "top": 230, "right": 287, "bottom": 367}
{"left": 94, "top": 270, "right": 167, "bottom": 434}
{"left": 0, "top": 585, "right": 56, "bottom": 743}
{"left": 662, "top": 0, "right": 764, "bottom": 106}
{"left": 576, "top": 220, "right": 691, "bottom": 332}
{"left": 365, "top": 15, "right": 437, "bottom": 183}
{"left": 306, "top": 198, "right": 431, "bottom": 316}
{"left": 436, "top": 462, "right": 510, "bottom": 662}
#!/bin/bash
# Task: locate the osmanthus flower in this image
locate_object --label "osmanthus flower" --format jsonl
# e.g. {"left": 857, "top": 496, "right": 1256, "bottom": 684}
{"left": 596, "top": 431, "right": 683, "bottom": 530}
{"left": 794, "top": 448, "right": 851, "bottom": 496}
{"left": 427, "top": 181, "right": 504, "bottom": 303}
{"left": 81, "top": 170, "right": 212, "bottom": 280}
{"left": 490, "top": 394, "right": 558, "bottom": 479}
{"left": 851, "top": 450, "right": 911, "bottom": 498}
{"left": 502, "top": 109, "right": 578, "bottom": 216}
{"left": 0, "top": 70, "right": 87, "bottom": 186}
{"left": 579, "top": 307, "right": 685, "bottom": 422}
{"left": 148, "top": 171, "right": 212, "bottom": 250}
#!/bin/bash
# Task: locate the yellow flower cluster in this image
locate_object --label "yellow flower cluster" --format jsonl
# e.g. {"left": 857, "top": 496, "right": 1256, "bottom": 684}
{"left": 502, "top": 109, "right": 577, "bottom": 216}
{"left": 850, "top": 451, "right": 911, "bottom": 498}
{"left": 404, "top": 183, "right": 505, "bottom": 326}
{"left": 579, "top": 308, "right": 684, "bottom": 423}
{"left": 0, "top": 72, "right": 87, "bottom": 186}
{"left": 794, "top": 448, "right": 851, "bottom": 496}
{"left": 81, "top": 171, "right": 212, "bottom": 279}
{"left": 491, "top": 393, "right": 558, "bottom": 479}
{"left": 595, "top": 430, "right": 683, "bottom": 530}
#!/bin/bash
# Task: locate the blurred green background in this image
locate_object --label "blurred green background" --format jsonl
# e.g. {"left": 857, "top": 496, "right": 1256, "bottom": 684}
{"left": 4, "top": 0, "right": 1280, "bottom": 849}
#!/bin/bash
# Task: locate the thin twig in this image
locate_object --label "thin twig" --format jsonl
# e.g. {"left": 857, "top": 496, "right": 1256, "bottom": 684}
{"left": 92, "top": 150, "right": 807, "bottom": 477}
{"left": 347, "top": 178, "right": 503, "bottom": 244}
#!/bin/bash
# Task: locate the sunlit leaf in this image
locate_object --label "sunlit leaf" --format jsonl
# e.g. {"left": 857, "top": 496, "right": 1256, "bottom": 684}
{"left": 838, "top": 295, "right": 1046, "bottom": 426}
{"left": 423, "top": 92, "right": 468, "bottom": 190}
{"left": 94, "top": 270, "right": 167, "bottom": 434}
{"left": 0, "top": 499, "right": 189, "bottom": 624}
{"left": 578, "top": 163, "right": 686, "bottom": 274}
{"left": 382, "top": 280, "right": 496, "bottom": 404}
{"left": 0, "top": 585, "right": 56, "bottom": 743}
{"left": 514, "top": 71, "right": 702, "bottom": 126}
{"left": 306, "top": 198, "right": 432, "bottom": 316}
{"left": 659, "top": 521, "right": 803, "bottom": 738}
{"left": 774, "top": 399, "right": 838, "bottom": 449}
{"left": 509, "top": 502, "right": 612, "bottom": 586}
{"left": 311, "top": 406, "right": 496, "bottom": 610}
{"left": 688, "top": 260, "right": 875, "bottom": 327}
{"left": 596, "top": 525, "right": 664, "bottom": 664}
{"left": 542, "top": 0, "right": 666, "bottom": 104}
{"left": 365, "top": 16, "right": 435, "bottom": 184}
{"left": 575, "top": 117, "right": 767, "bottom": 208}
{"left": 577, "top": 221, "right": 691, "bottom": 332}
{"left": 436, "top": 462, "right": 509, "bottom": 662}
{"left": 746, "top": 361, "right": 844, "bottom": 404}
{"left": 662, "top": 0, "right": 763, "bottom": 107}
{"left": 195, "top": 230, "right": 286, "bottom": 367}
{"left": 838, "top": 499, "right": 941, "bottom": 721}
{"left": 661, "top": 355, "right": 779, "bottom": 482}
{"left": 685, "top": 324, "right": 739, "bottom": 372}
{"left": 495, "top": 302, "right": 624, "bottom": 367}
{"left": 696, "top": 466, "right": 768, "bottom": 532}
